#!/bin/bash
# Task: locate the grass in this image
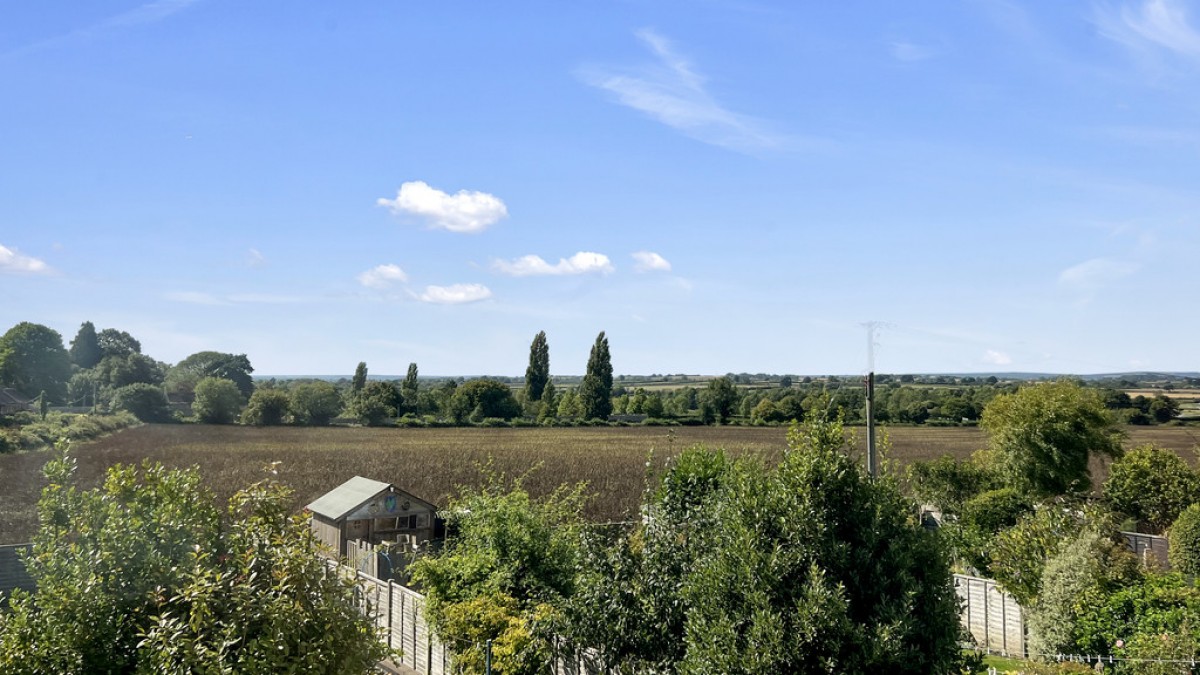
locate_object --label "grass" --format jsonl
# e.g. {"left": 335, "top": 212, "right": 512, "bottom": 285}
{"left": 0, "top": 423, "right": 1196, "bottom": 544}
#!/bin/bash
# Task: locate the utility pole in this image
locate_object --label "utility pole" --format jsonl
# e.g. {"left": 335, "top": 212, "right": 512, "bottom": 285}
{"left": 864, "top": 322, "right": 880, "bottom": 478}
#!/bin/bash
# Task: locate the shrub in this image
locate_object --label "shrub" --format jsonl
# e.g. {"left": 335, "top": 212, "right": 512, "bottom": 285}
{"left": 1170, "top": 503, "right": 1200, "bottom": 576}
{"left": 1105, "top": 444, "right": 1200, "bottom": 533}
{"left": 288, "top": 381, "right": 342, "bottom": 426}
{"left": 192, "top": 377, "right": 243, "bottom": 424}
{"left": 240, "top": 388, "right": 291, "bottom": 426}
{"left": 961, "top": 487, "right": 1033, "bottom": 536}
{"left": 907, "top": 453, "right": 1000, "bottom": 516}
{"left": 111, "top": 383, "right": 171, "bottom": 423}
{"left": 989, "top": 505, "right": 1082, "bottom": 607}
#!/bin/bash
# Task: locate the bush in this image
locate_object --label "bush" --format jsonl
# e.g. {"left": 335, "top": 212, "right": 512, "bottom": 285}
{"left": 192, "top": 377, "right": 243, "bottom": 424}
{"left": 1170, "top": 503, "right": 1200, "bottom": 576}
{"left": 289, "top": 381, "right": 342, "bottom": 426}
{"left": 240, "top": 388, "right": 291, "bottom": 426}
{"left": 1105, "top": 444, "right": 1200, "bottom": 533}
{"left": 0, "top": 448, "right": 390, "bottom": 672}
{"left": 961, "top": 487, "right": 1033, "bottom": 536}
{"left": 989, "top": 505, "right": 1082, "bottom": 607}
{"left": 907, "top": 453, "right": 1000, "bottom": 516}
{"left": 111, "top": 383, "right": 171, "bottom": 422}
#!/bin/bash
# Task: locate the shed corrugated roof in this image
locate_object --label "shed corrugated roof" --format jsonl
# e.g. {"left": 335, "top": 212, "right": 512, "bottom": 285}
{"left": 307, "top": 476, "right": 393, "bottom": 521}
{"left": 0, "top": 389, "right": 30, "bottom": 406}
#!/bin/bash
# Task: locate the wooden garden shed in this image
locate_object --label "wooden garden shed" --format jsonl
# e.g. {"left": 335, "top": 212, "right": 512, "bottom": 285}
{"left": 307, "top": 476, "right": 441, "bottom": 558}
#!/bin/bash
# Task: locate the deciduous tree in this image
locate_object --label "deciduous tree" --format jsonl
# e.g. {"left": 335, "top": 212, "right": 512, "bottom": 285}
{"left": 0, "top": 322, "right": 71, "bottom": 403}
{"left": 168, "top": 351, "right": 255, "bottom": 399}
{"left": 980, "top": 380, "right": 1123, "bottom": 497}
{"left": 524, "top": 331, "right": 550, "bottom": 402}
{"left": 289, "top": 381, "right": 343, "bottom": 425}
{"left": 578, "top": 331, "right": 612, "bottom": 421}
{"left": 192, "top": 376, "right": 243, "bottom": 424}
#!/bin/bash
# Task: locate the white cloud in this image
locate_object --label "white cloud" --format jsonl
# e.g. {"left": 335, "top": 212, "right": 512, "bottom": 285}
{"left": 889, "top": 41, "right": 939, "bottom": 62}
{"left": 1097, "top": 0, "right": 1200, "bottom": 59}
{"left": 492, "top": 251, "right": 614, "bottom": 277}
{"left": 164, "top": 291, "right": 226, "bottom": 305}
{"left": 0, "top": 244, "right": 51, "bottom": 274}
{"left": 4, "top": 0, "right": 202, "bottom": 59}
{"left": 357, "top": 264, "right": 409, "bottom": 289}
{"left": 246, "top": 248, "right": 267, "bottom": 268}
{"left": 418, "top": 283, "right": 492, "bottom": 304}
{"left": 1059, "top": 257, "right": 1140, "bottom": 289}
{"left": 377, "top": 181, "right": 508, "bottom": 233}
{"left": 631, "top": 250, "right": 672, "bottom": 272}
{"left": 983, "top": 349, "right": 1013, "bottom": 366}
{"left": 579, "top": 29, "right": 787, "bottom": 153}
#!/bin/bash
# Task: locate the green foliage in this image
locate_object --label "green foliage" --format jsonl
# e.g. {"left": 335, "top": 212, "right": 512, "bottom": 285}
{"left": 345, "top": 380, "right": 400, "bottom": 426}
{"left": 351, "top": 361, "right": 367, "bottom": 393}
{"left": 240, "top": 387, "right": 291, "bottom": 425}
{"left": 93, "top": 352, "right": 166, "bottom": 389}
{"left": 1028, "top": 529, "right": 1141, "bottom": 656}
{"left": 402, "top": 362, "right": 420, "bottom": 402}
{"left": 409, "top": 472, "right": 585, "bottom": 675}
{"left": 524, "top": 331, "right": 550, "bottom": 403}
{"left": 1105, "top": 445, "right": 1200, "bottom": 533}
{"left": 0, "top": 411, "right": 139, "bottom": 453}
{"left": 167, "top": 351, "right": 255, "bottom": 399}
{"left": 288, "top": 381, "right": 342, "bottom": 425}
{"left": 980, "top": 379, "right": 1123, "bottom": 497}
{"left": 0, "top": 448, "right": 389, "bottom": 673}
{"left": 0, "top": 322, "right": 71, "bottom": 403}
{"left": 67, "top": 321, "right": 101, "bottom": 369}
{"left": 703, "top": 376, "right": 738, "bottom": 424}
{"left": 1067, "top": 571, "right": 1200, "bottom": 670}
{"left": 192, "top": 376, "right": 243, "bottom": 424}
{"left": 1169, "top": 503, "right": 1200, "bottom": 576}
{"left": 450, "top": 379, "right": 521, "bottom": 422}
{"left": 988, "top": 505, "right": 1082, "bottom": 607}
{"left": 578, "top": 331, "right": 613, "bottom": 421}
{"left": 908, "top": 453, "right": 1000, "bottom": 516}
{"left": 110, "top": 382, "right": 172, "bottom": 422}
{"left": 961, "top": 487, "right": 1032, "bottom": 537}
{"left": 97, "top": 328, "right": 141, "bottom": 359}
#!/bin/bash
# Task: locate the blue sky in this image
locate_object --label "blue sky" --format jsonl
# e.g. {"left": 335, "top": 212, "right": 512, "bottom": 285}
{"left": 2, "top": 1, "right": 1198, "bottom": 377}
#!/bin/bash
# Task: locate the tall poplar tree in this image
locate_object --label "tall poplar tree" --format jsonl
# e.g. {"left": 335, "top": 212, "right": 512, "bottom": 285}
{"left": 524, "top": 331, "right": 550, "bottom": 402}
{"left": 351, "top": 362, "right": 367, "bottom": 393}
{"left": 68, "top": 321, "right": 102, "bottom": 369}
{"left": 578, "top": 331, "right": 613, "bottom": 421}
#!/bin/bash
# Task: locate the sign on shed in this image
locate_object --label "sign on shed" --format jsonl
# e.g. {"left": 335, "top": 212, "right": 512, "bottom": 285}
{"left": 307, "top": 476, "right": 441, "bottom": 557}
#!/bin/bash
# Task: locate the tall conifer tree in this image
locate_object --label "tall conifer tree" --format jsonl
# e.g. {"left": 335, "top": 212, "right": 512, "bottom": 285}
{"left": 578, "top": 331, "right": 613, "bottom": 420}
{"left": 524, "top": 331, "right": 550, "bottom": 402}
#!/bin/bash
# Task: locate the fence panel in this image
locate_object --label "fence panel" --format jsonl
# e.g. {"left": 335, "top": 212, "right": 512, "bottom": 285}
{"left": 954, "top": 573, "right": 1025, "bottom": 657}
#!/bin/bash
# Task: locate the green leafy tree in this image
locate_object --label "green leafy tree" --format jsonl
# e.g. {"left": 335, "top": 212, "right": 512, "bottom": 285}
{"left": 192, "top": 376, "right": 244, "bottom": 424}
{"left": 351, "top": 361, "right": 368, "bottom": 393}
{"left": 1170, "top": 503, "right": 1200, "bottom": 576}
{"left": 451, "top": 379, "right": 521, "bottom": 422}
{"left": 524, "top": 331, "right": 550, "bottom": 402}
{"left": 93, "top": 352, "right": 166, "bottom": 389}
{"left": 0, "top": 322, "right": 71, "bottom": 403}
{"left": 241, "top": 387, "right": 291, "bottom": 426}
{"left": 110, "top": 382, "right": 172, "bottom": 422}
{"left": 67, "top": 321, "right": 101, "bottom": 369}
{"left": 556, "top": 388, "right": 583, "bottom": 420}
{"left": 1150, "top": 394, "right": 1181, "bottom": 424}
{"left": 97, "top": 328, "right": 141, "bottom": 359}
{"left": 988, "top": 505, "right": 1082, "bottom": 606}
{"left": 980, "top": 379, "right": 1123, "bottom": 497}
{"left": 1105, "top": 445, "right": 1200, "bottom": 534}
{"left": 907, "top": 454, "right": 1000, "bottom": 517}
{"left": 289, "top": 381, "right": 343, "bottom": 425}
{"left": 402, "top": 362, "right": 419, "bottom": 402}
{"left": 703, "top": 376, "right": 738, "bottom": 424}
{"left": 0, "top": 448, "right": 389, "bottom": 673}
{"left": 345, "top": 380, "right": 400, "bottom": 426}
{"left": 410, "top": 473, "right": 585, "bottom": 675}
{"left": 577, "top": 331, "right": 613, "bottom": 421}
{"left": 167, "top": 351, "right": 255, "bottom": 400}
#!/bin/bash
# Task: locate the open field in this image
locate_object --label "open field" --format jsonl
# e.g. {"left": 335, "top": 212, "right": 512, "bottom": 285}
{"left": 1, "top": 423, "right": 1197, "bottom": 544}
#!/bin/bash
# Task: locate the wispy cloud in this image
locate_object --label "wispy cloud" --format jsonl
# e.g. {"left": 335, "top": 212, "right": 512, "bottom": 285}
{"left": 357, "top": 264, "right": 409, "bottom": 289}
{"left": 492, "top": 252, "right": 614, "bottom": 277}
{"left": 246, "top": 248, "right": 267, "bottom": 268}
{"left": 889, "top": 41, "right": 940, "bottom": 62}
{"left": 1059, "top": 257, "right": 1140, "bottom": 290}
{"left": 579, "top": 29, "right": 790, "bottom": 153}
{"left": 0, "top": 244, "right": 51, "bottom": 274}
{"left": 164, "top": 291, "right": 309, "bottom": 305}
{"left": 983, "top": 349, "right": 1013, "bottom": 366}
{"left": 4, "top": 0, "right": 202, "bottom": 58}
{"left": 631, "top": 250, "right": 672, "bottom": 272}
{"left": 418, "top": 283, "right": 492, "bottom": 304}
{"left": 1096, "top": 0, "right": 1200, "bottom": 60}
{"left": 378, "top": 181, "right": 508, "bottom": 233}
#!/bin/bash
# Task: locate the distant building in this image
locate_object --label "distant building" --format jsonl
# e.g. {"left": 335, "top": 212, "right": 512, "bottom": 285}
{"left": 307, "top": 476, "right": 442, "bottom": 559}
{"left": 0, "top": 389, "right": 31, "bottom": 416}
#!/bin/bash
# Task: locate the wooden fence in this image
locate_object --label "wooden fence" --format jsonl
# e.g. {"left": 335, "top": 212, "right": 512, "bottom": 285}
{"left": 954, "top": 573, "right": 1025, "bottom": 657}
{"left": 1122, "top": 531, "right": 1170, "bottom": 568}
{"left": 0, "top": 544, "right": 33, "bottom": 605}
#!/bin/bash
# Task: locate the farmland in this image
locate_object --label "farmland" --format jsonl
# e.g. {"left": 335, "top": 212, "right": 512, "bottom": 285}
{"left": 0, "top": 423, "right": 1197, "bottom": 544}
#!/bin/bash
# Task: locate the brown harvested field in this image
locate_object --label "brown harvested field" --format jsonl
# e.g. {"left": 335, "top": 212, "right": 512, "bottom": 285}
{"left": 1, "top": 423, "right": 1197, "bottom": 544}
